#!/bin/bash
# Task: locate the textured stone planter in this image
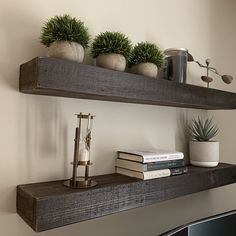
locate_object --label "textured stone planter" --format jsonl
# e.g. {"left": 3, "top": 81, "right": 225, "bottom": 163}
{"left": 48, "top": 41, "right": 84, "bottom": 63}
{"left": 130, "top": 62, "right": 158, "bottom": 78}
{"left": 96, "top": 53, "right": 126, "bottom": 71}
{"left": 189, "top": 141, "right": 219, "bottom": 167}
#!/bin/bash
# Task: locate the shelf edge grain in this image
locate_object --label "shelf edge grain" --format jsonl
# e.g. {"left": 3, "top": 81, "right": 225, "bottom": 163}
{"left": 16, "top": 163, "right": 236, "bottom": 232}
{"left": 19, "top": 57, "right": 236, "bottom": 110}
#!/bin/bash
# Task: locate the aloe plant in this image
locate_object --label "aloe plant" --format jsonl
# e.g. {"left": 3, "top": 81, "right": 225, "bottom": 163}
{"left": 188, "top": 117, "right": 218, "bottom": 141}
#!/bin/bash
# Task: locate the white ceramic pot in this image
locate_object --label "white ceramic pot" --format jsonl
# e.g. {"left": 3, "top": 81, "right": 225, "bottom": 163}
{"left": 130, "top": 62, "right": 158, "bottom": 78}
{"left": 48, "top": 41, "right": 84, "bottom": 63}
{"left": 189, "top": 141, "right": 219, "bottom": 167}
{"left": 96, "top": 53, "right": 126, "bottom": 71}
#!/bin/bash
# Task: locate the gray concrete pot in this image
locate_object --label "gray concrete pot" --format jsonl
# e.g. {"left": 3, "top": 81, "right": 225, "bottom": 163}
{"left": 189, "top": 141, "right": 219, "bottom": 167}
{"left": 96, "top": 53, "right": 126, "bottom": 71}
{"left": 48, "top": 41, "right": 84, "bottom": 63}
{"left": 130, "top": 62, "right": 158, "bottom": 78}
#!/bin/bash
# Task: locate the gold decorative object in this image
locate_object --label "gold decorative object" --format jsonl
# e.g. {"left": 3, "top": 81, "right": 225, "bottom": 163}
{"left": 64, "top": 113, "right": 97, "bottom": 189}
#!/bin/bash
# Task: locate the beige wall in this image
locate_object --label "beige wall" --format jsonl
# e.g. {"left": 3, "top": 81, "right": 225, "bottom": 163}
{"left": 0, "top": 0, "right": 235, "bottom": 235}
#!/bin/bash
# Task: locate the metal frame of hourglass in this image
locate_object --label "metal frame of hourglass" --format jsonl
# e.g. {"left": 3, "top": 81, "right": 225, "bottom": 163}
{"left": 63, "top": 113, "right": 97, "bottom": 189}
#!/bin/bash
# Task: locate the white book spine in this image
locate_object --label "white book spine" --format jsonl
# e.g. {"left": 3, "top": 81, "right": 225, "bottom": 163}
{"left": 116, "top": 167, "right": 171, "bottom": 180}
{"left": 143, "top": 153, "right": 184, "bottom": 163}
{"left": 143, "top": 169, "right": 171, "bottom": 180}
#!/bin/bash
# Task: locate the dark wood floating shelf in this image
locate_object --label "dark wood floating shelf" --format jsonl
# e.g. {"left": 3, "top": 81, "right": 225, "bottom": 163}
{"left": 17, "top": 163, "right": 236, "bottom": 232}
{"left": 20, "top": 57, "right": 236, "bottom": 110}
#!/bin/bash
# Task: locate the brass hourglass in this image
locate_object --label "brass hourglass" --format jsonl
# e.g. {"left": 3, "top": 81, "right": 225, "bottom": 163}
{"left": 64, "top": 113, "right": 97, "bottom": 188}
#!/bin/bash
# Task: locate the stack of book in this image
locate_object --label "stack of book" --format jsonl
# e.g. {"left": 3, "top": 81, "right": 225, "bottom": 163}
{"left": 116, "top": 150, "right": 187, "bottom": 180}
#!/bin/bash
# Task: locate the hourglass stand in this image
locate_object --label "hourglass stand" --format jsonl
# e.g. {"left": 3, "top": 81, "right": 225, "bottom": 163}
{"left": 63, "top": 113, "right": 97, "bottom": 189}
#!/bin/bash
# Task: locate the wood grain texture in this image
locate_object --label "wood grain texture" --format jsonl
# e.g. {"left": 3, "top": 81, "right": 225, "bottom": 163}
{"left": 17, "top": 163, "right": 236, "bottom": 232}
{"left": 19, "top": 57, "right": 236, "bottom": 110}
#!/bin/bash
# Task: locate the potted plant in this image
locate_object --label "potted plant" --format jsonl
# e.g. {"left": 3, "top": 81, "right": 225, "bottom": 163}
{"left": 40, "top": 14, "right": 90, "bottom": 63}
{"left": 188, "top": 117, "right": 219, "bottom": 167}
{"left": 91, "top": 31, "right": 132, "bottom": 71}
{"left": 128, "top": 42, "right": 164, "bottom": 78}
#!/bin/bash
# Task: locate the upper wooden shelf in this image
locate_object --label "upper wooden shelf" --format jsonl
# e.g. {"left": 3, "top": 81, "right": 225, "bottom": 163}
{"left": 19, "top": 57, "right": 236, "bottom": 110}
{"left": 17, "top": 163, "right": 236, "bottom": 232}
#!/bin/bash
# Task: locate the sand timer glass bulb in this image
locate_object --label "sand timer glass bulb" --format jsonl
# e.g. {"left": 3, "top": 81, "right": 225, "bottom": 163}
{"left": 77, "top": 114, "right": 91, "bottom": 162}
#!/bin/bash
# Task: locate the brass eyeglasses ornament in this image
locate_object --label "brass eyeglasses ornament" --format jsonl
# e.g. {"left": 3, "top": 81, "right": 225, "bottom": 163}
{"left": 188, "top": 54, "right": 233, "bottom": 88}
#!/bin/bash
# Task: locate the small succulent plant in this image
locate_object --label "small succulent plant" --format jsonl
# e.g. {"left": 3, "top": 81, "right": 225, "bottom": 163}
{"left": 128, "top": 42, "right": 164, "bottom": 68}
{"left": 40, "top": 14, "right": 90, "bottom": 48}
{"left": 91, "top": 31, "right": 132, "bottom": 59}
{"left": 188, "top": 117, "right": 218, "bottom": 141}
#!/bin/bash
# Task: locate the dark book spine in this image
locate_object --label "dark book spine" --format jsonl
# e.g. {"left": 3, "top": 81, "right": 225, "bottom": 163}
{"left": 145, "top": 159, "right": 185, "bottom": 171}
{"left": 170, "top": 166, "right": 188, "bottom": 176}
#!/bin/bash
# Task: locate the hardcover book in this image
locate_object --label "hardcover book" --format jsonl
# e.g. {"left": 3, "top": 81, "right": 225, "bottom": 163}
{"left": 116, "top": 166, "right": 188, "bottom": 180}
{"left": 116, "top": 167, "right": 171, "bottom": 180}
{"left": 118, "top": 150, "right": 184, "bottom": 163}
{"left": 116, "top": 158, "right": 185, "bottom": 172}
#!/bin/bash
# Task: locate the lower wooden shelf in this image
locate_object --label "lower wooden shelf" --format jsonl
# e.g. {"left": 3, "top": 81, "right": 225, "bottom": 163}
{"left": 17, "top": 163, "right": 236, "bottom": 232}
